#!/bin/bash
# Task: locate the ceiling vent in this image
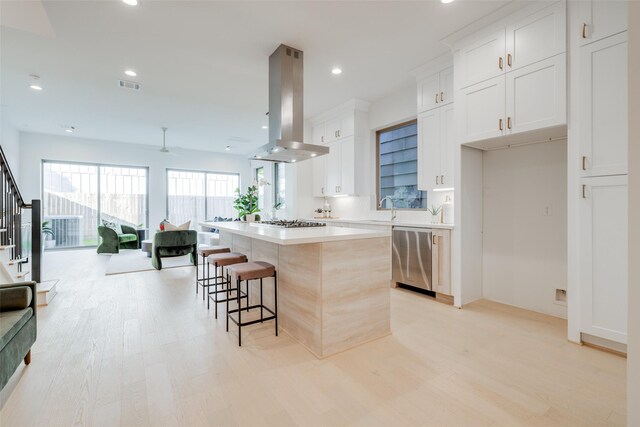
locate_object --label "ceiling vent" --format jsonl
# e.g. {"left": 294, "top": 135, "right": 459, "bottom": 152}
{"left": 118, "top": 79, "right": 141, "bottom": 91}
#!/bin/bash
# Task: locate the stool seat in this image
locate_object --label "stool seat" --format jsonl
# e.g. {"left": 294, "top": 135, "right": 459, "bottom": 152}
{"left": 208, "top": 252, "right": 247, "bottom": 267}
{"left": 198, "top": 245, "right": 230, "bottom": 257}
{"left": 228, "top": 261, "right": 275, "bottom": 281}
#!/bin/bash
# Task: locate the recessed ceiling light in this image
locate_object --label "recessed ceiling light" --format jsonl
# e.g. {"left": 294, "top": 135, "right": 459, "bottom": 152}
{"left": 441, "top": 0, "right": 454, "bottom": 3}
{"left": 122, "top": 0, "right": 138, "bottom": 5}
{"left": 64, "top": 126, "right": 75, "bottom": 133}
{"left": 291, "top": 159, "right": 297, "bottom": 163}
{"left": 331, "top": 67, "right": 342, "bottom": 75}
{"left": 261, "top": 125, "right": 268, "bottom": 130}
{"left": 225, "top": 146, "right": 231, "bottom": 151}
{"left": 310, "top": 153, "right": 317, "bottom": 157}
{"left": 124, "top": 70, "right": 137, "bottom": 77}
{"left": 272, "top": 148, "right": 280, "bottom": 153}
{"left": 29, "top": 85, "right": 43, "bottom": 91}
{"left": 256, "top": 156, "right": 262, "bottom": 159}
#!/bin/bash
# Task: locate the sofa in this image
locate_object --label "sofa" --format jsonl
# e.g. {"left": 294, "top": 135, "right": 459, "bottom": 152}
{"left": 97, "top": 224, "right": 139, "bottom": 254}
{"left": 151, "top": 230, "right": 197, "bottom": 270}
{"left": 0, "top": 281, "right": 36, "bottom": 391}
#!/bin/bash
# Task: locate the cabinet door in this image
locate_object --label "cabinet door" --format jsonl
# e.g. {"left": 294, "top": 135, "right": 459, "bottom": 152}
{"left": 339, "top": 113, "right": 355, "bottom": 140}
{"left": 579, "top": 0, "right": 627, "bottom": 46}
{"left": 312, "top": 155, "right": 327, "bottom": 197}
{"left": 324, "top": 118, "right": 341, "bottom": 144}
{"left": 325, "top": 141, "right": 341, "bottom": 196}
{"left": 505, "top": 2, "right": 566, "bottom": 71}
{"left": 458, "top": 29, "right": 505, "bottom": 89}
{"left": 459, "top": 75, "right": 506, "bottom": 144}
{"left": 339, "top": 138, "right": 355, "bottom": 195}
{"left": 580, "top": 175, "right": 628, "bottom": 344}
{"left": 505, "top": 53, "right": 566, "bottom": 135}
{"left": 417, "top": 109, "right": 440, "bottom": 192}
{"left": 439, "top": 67, "right": 454, "bottom": 107}
{"left": 579, "top": 32, "right": 628, "bottom": 177}
{"left": 417, "top": 73, "right": 441, "bottom": 113}
{"left": 312, "top": 123, "right": 326, "bottom": 145}
{"left": 432, "top": 229, "right": 451, "bottom": 295}
{"left": 439, "top": 103, "right": 455, "bottom": 189}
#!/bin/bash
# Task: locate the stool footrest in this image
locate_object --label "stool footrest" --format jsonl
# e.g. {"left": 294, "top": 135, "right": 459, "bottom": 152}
{"left": 228, "top": 303, "right": 276, "bottom": 327}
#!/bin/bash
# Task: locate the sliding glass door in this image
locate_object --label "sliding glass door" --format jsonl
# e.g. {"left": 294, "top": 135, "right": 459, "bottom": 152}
{"left": 167, "top": 169, "right": 239, "bottom": 226}
{"left": 42, "top": 161, "right": 148, "bottom": 249}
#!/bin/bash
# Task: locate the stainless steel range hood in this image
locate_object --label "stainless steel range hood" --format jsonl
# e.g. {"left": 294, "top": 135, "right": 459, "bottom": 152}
{"left": 252, "top": 44, "right": 329, "bottom": 163}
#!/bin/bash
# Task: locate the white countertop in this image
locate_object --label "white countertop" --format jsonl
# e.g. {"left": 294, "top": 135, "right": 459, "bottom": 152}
{"left": 305, "top": 218, "right": 454, "bottom": 230}
{"left": 200, "top": 221, "right": 391, "bottom": 245}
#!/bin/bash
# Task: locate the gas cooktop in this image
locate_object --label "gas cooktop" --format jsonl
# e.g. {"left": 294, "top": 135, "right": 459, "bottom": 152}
{"left": 257, "top": 220, "right": 327, "bottom": 228}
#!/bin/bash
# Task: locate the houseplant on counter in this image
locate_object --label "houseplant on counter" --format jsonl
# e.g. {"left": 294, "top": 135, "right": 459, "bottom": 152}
{"left": 427, "top": 205, "right": 442, "bottom": 224}
{"left": 233, "top": 185, "right": 261, "bottom": 222}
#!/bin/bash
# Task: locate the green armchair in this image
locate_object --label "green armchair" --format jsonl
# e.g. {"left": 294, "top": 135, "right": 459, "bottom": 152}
{"left": 97, "top": 224, "right": 139, "bottom": 254}
{"left": 152, "top": 230, "right": 197, "bottom": 270}
{"left": 0, "top": 281, "right": 36, "bottom": 391}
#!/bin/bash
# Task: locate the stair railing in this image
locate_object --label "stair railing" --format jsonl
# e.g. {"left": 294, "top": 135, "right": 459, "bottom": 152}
{"left": 0, "top": 145, "right": 41, "bottom": 283}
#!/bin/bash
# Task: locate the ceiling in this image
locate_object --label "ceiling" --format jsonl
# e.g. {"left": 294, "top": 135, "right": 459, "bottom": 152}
{"left": 1, "top": 0, "right": 512, "bottom": 154}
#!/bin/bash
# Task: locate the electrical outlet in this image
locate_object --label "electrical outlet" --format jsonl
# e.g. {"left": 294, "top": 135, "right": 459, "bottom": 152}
{"left": 543, "top": 204, "right": 553, "bottom": 216}
{"left": 554, "top": 288, "right": 567, "bottom": 306}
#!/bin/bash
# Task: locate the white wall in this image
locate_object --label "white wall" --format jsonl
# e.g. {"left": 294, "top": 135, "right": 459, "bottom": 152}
{"left": 19, "top": 132, "right": 252, "bottom": 229}
{"left": 482, "top": 141, "right": 568, "bottom": 318}
{"left": 1, "top": 122, "right": 21, "bottom": 180}
{"left": 628, "top": 2, "right": 640, "bottom": 424}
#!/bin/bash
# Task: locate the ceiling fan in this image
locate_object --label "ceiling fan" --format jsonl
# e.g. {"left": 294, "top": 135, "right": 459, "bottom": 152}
{"left": 157, "top": 126, "right": 179, "bottom": 156}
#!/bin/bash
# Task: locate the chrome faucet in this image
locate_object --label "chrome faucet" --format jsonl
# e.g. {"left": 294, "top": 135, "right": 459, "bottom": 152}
{"left": 379, "top": 196, "right": 397, "bottom": 221}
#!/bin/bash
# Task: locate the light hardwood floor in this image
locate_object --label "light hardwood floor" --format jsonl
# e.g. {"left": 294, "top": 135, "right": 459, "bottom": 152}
{"left": 0, "top": 249, "right": 626, "bottom": 426}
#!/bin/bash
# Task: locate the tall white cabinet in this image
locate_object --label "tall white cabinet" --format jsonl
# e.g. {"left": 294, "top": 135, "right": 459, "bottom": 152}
{"left": 575, "top": 2, "right": 628, "bottom": 346}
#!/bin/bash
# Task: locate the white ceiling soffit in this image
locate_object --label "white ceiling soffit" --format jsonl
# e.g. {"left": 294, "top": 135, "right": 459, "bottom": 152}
{"left": 0, "top": 0, "right": 511, "bottom": 154}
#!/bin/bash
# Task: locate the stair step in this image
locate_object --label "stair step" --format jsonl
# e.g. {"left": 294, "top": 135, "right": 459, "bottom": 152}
{"left": 8, "top": 258, "right": 28, "bottom": 266}
{"left": 0, "top": 245, "right": 15, "bottom": 250}
{"left": 37, "top": 280, "right": 59, "bottom": 306}
{"left": 16, "top": 270, "right": 30, "bottom": 279}
{"left": 0, "top": 228, "right": 6, "bottom": 233}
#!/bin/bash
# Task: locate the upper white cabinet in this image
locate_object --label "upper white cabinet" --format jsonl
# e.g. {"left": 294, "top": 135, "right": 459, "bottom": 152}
{"left": 579, "top": 31, "right": 628, "bottom": 177}
{"left": 580, "top": 175, "right": 628, "bottom": 344}
{"left": 418, "top": 104, "right": 455, "bottom": 192}
{"left": 455, "top": 1, "right": 566, "bottom": 145}
{"left": 578, "top": 0, "right": 627, "bottom": 46}
{"left": 506, "top": 54, "right": 566, "bottom": 135}
{"left": 417, "top": 67, "right": 453, "bottom": 113}
{"left": 505, "top": 2, "right": 566, "bottom": 72}
{"left": 457, "top": 2, "right": 565, "bottom": 89}
{"left": 311, "top": 100, "right": 369, "bottom": 197}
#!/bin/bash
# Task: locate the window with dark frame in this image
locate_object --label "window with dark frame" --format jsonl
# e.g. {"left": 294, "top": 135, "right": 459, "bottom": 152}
{"left": 274, "top": 163, "right": 285, "bottom": 209}
{"left": 377, "top": 120, "right": 427, "bottom": 209}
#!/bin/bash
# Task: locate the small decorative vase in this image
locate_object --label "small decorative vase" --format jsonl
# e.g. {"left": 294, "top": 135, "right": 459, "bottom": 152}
{"left": 245, "top": 214, "right": 256, "bottom": 223}
{"left": 431, "top": 214, "right": 440, "bottom": 224}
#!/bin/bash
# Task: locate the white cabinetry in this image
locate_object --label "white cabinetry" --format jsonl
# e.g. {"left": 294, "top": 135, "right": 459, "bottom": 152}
{"left": 311, "top": 100, "right": 369, "bottom": 197}
{"left": 456, "top": 2, "right": 566, "bottom": 145}
{"left": 432, "top": 229, "right": 452, "bottom": 296}
{"left": 418, "top": 103, "right": 455, "bottom": 192}
{"left": 417, "top": 67, "right": 454, "bottom": 113}
{"left": 578, "top": 0, "right": 627, "bottom": 46}
{"left": 579, "top": 32, "right": 628, "bottom": 177}
{"left": 579, "top": 175, "right": 628, "bottom": 344}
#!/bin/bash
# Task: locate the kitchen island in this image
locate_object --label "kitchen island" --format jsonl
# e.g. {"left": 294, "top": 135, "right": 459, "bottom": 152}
{"left": 199, "top": 221, "right": 392, "bottom": 358}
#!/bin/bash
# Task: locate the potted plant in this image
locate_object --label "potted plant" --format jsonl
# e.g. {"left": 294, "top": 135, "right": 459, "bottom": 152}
{"left": 427, "top": 205, "right": 442, "bottom": 224}
{"left": 42, "top": 220, "right": 56, "bottom": 249}
{"left": 233, "top": 185, "right": 261, "bottom": 222}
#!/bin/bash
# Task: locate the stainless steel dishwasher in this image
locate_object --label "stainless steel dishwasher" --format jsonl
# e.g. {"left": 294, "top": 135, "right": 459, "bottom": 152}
{"left": 392, "top": 226, "right": 433, "bottom": 291}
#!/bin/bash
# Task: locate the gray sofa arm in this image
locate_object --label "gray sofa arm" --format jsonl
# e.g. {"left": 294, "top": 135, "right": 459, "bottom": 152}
{"left": 0, "top": 281, "right": 37, "bottom": 312}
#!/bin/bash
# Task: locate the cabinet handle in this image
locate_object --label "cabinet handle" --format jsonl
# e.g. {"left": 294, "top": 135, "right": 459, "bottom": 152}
{"left": 582, "top": 23, "right": 588, "bottom": 39}
{"left": 337, "top": 130, "right": 340, "bottom": 138}
{"left": 440, "top": 92, "right": 444, "bottom": 102}
{"left": 321, "top": 136, "right": 324, "bottom": 143}
{"left": 582, "top": 184, "right": 587, "bottom": 199}
{"left": 432, "top": 235, "right": 438, "bottom": 245}
{"left": 435, "top": 93, "right": 439, "bottom": 104}
{"left": 582, "top": 156, "right": 587, "bottom": 171}
{"left": 507, "top": 117, "right": 512, "bottom": 130}
{"left": 507, "top": 53, "right": 512, "bottom": 67}
{"left": 321, "top": 187, "right": 324, "bottom": 195}
{"left": 499, "top": 118, "right": 503, "bottom": 131}
{"left": 499, "top": 56, "right": 503, "bottom": 70}
{"left": 441, "top": 175, "right": 444, "bottom": 184}
{"left": 436, "top": 176, "right": 439, "bottom": 185}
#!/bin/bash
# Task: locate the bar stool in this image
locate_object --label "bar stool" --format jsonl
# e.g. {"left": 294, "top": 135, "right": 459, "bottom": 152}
{"left": 226, "top": 261, "right": 278, "bottom": 346}
{"left": 207, "top": 252, "right": 248, "bottom": 318}
{"left": 196, "top": 245, "right": 230, "bottom": 299}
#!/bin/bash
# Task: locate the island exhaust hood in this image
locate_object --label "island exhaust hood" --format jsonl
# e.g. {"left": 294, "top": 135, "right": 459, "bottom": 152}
{"left": 252, "top": 44, "right": 329, "bottom": 163}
